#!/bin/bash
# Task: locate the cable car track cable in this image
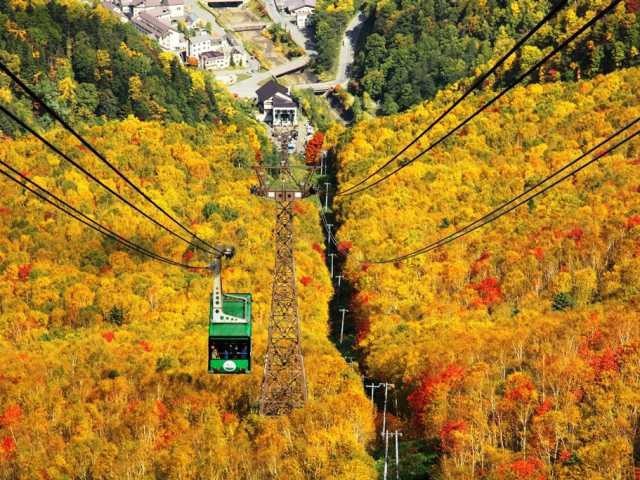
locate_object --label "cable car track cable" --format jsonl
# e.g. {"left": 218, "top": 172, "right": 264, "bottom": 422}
{"left": 338, "top": 0, "right": 622, "bottom": 197}
{"left": 0, "top": 164, "right": 208, "bottom": 270}
{"left": 371, "top": 117, "right": 640, "bottom": 264}
{"left": 0, "top": 102, "right": 217, "bottom": 256}
{"left": 0, "top": 60, "right": 222, "bottom": 256}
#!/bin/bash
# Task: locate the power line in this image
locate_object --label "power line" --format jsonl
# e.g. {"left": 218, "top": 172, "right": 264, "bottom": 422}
{"left": 371, "top": 117, "right": 640, "bottom": 264}
{"left": 0, "top": 162, "right": 208, "bottom": 270}
{"left": 0, "top": 102, "right": 216, "bottom": 256}
{"left": 339, "top": 0, "right": 622, "bottom": 197}
{"left": 0, "top": 60, "right": 222, "bottom": 255}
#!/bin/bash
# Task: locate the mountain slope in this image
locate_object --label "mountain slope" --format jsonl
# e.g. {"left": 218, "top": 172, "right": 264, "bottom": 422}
{"left": 0, "top": 119, "right": 376, "bottom": 479}
{"left": 334, "top": 67, "right": 640, "bottom": 478}
{"left": 0, "top": 0, "right": 229, "bottom": 130}
{"left": 352, "top": 0, "right": 640, "bottom": 114}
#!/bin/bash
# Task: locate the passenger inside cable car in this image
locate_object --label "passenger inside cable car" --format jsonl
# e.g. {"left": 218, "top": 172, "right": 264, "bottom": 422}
{"left": 210, "top": 339, "right": 250, "bottom": 360}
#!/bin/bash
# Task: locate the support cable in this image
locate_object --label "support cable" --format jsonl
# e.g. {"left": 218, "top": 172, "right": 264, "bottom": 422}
{"left": 0, "top": 61, "right": 222, "bottom": 255}
{"left": 0, "top": 102, "right": 217, "bottom": 255}
{"left": 0, "top": 163, "right": 208, "bottom": 270}
{"left": 371, "top": 117, "right": 640, "bottom": 264}
{"left": 339, "top": 0, "right": 622, "bottom": 196}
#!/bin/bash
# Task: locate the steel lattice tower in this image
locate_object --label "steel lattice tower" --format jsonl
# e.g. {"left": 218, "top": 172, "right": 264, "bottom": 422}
{"left": 252, "top": 132, "right": 317, "bottom": 415}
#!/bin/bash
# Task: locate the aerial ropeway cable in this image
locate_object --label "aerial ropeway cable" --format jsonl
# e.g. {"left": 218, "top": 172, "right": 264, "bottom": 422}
{"left": 338, "top": 0, "right": 622, "bottom": 197}
{"left": 0, "top": 161, "right": 208, "bottom": 270}
{"left": 370, "top": 116, "right": 640, "bottom": 264}
{"left": 0, "top": 60, "right": 222, "bottom": 256}
{"left": 0, "top": 102, "right": 217, "bottom": 256}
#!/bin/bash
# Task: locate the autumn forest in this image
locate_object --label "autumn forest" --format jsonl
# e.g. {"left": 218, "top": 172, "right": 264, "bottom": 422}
{"left": 1, "top": 0, "right": 640, "bottom": 479}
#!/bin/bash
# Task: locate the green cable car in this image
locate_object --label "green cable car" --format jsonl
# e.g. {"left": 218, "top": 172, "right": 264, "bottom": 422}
{"left": 208, "top": 247, "right": 252, "bottom": 374}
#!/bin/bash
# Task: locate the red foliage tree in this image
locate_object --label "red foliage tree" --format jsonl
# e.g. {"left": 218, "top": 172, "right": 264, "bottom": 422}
{"left": 0, "top": 404, "right": 22, "bottom": 428}
{"left": 337, "top": 240, "right": 353, "bottom": 255}
{"left": 139, "top": 340, "right": 152, "bottom": 352}
{"left": 471, "top": 277, "right": 502, "bottom": 307}
{"left": 566, "top": 227, "right": 584, "bottom": 244}
{"left": 531, "top": 247, "right": 545, "bottom": 261}
{"left": 439, "top": 419, "right": 466, "bottom": 452}
{"left": 535, "top": 399, "right": 553, "bottom": 417}
{"left": 1, "top": 436, "right": 16, "bottom": 458}
{"left": 305, "top": 131, "right": 324, "bottom": 165}
{"left": 102, "top": 331, "right": 115, "bottom": 343}
{"left": 408, "top": 365, "right": 465, "bottom": 425}
{"left": 182, "top": 250, "right": 194, "bottom": 263}
{"left": 505, "top": 458, "right": 546, "bottom": 480}
{"left": 627, "top": 215, "right": 640, "bottom": 230}
{"left": 588, "top": 347, "right": 620, "bottom": 377}
{"left": 17, "top": 264, "right": 32, "bottom": 282}
{"left": 222, "top": 412, "right": 236, "bottom": 424}
{"left": 300, "top": 276, "right": 312, "bottom": 287}
{"left": 559, "top": 450, "right": 572, "bottom": 464}
{"left": 312, "top": 243, "right": 323, "bottom": 254}
{"left": 155, "top": 400, "right": 169, "bottom": 419}
{"left": 504, "top": 375, "right": 535, "bottom": 403}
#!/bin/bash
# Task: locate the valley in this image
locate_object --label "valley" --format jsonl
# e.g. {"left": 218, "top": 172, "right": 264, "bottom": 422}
{"left": 1, "top": 0, "right": 640, "bottom": 479}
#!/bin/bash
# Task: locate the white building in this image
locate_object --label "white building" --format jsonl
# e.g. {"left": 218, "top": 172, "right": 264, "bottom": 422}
{"left": 200, "top": 51, "right": 230, "bottom": 70}
{"left": 146, "top": 6, "right": 171, "bottom": 22}
{"left": 133, "top": 12, "right": 186, "bottom": 52}
{"left": 285, "top": 0, "right": 315, "bottom": 28}
{"left": 189, "top": 33, "right": 215, "bottom": 57}
{"left": 256, "top": 79, "right": 297, "bottom": 126}
{"left": 231, "top": 49, "right": 246, "bottom": 66}
{"left": 165, "top": 0, "right": 185, "bottom": 18}
{"left": 131, "top": 0, "right": 161, "bottom": 16}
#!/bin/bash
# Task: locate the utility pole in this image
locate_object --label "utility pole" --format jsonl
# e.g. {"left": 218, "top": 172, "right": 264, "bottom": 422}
{"left": 338, "top": 307, "right": 348, "bottom": 343}
{"left": 383, "top": 429, "right": 390, "bottom": 480}
{"left": 394, "top": 431, "right": 403, "bottom": 480}
{"left": 328, "top": 252, "right": 336, "bottom": 278}
{"left": 381, "top": 382, "right": 395, "bottom": 436}
{"left": 335, "top": 274, "right": 343, "bottom": 287}
{"left": 382, "top": 430, "right": 403, "bottom": 480}
{"left": 365, "top": 382, "right": 382, "bottom": 404}
{"left": 324, "top": 182, "right": 331, "bottom": 210}
{"left": 252, "top": 133, "right": 317, "bottom": 415}
{"left": 326, "top": 222, "right": 333, "bottom": 241}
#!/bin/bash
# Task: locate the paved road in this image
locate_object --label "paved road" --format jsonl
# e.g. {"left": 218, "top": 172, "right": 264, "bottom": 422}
{"left": 260, "top": 0, "right": 315, "bottom": 52}
{"left": 228, "top": 55, "right": 310, "bottom": 97}
{"left": 295, "top": 11, "right": 366, "bottom": 91}
{"left": 336, "top": 11, "right": 365, "bottom": 82}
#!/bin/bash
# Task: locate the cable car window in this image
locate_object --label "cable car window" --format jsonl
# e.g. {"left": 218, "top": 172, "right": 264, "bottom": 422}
{"left": 210, "top": 339, "right": 250, "bottom": 360}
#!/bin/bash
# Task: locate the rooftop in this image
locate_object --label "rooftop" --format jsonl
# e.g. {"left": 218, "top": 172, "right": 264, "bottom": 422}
{"left": 285, "top": 0, "right": 315, "bottom": 11}
{"left": 201, "top": 50, "right": 225, "bottom": 59}
{"left": 165, "top": 0, "right": 184, "bottom": 5}
{"left": 146, "top": 6, "right": 171, "bottom": 17}
{"left": 256, "top": 79, "right": 289, "bottom": 104}
{"left": 133, "top": 11, "right": 171, "bottom": 37}
{"left": 191, "top": 33, "right": 213, "bottom": 44}
{"left": 272, "top": 92, "right": 296, "bottom": 108}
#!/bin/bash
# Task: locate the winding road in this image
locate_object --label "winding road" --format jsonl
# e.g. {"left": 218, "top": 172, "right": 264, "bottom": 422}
{"left": 228, "top": 7, "right": 367, "bottom": 98}
{"left": 294, "top": 11, "right": 366, "bottom": 92}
